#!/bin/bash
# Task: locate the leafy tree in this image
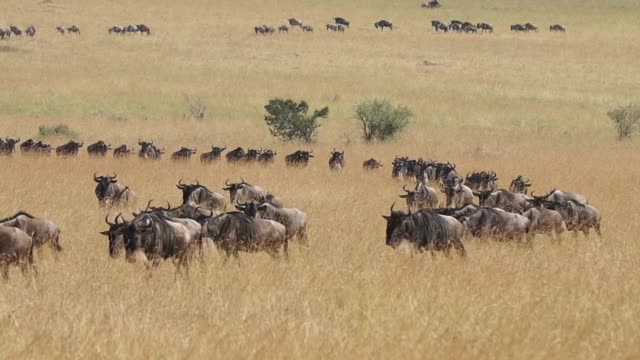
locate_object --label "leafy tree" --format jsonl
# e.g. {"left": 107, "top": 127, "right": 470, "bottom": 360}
{"left": 354, "top": 99, "right": 412, "bottom": 142}
{"left": 264, "top": 98, "right": 329, "bottom": 143}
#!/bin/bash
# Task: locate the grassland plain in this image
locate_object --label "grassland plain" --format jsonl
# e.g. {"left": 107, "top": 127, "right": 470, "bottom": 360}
{"left": 1, "top": 0, "right": 640, "bottom": 358}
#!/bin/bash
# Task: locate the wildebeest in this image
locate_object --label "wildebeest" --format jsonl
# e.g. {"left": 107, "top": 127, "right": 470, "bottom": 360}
{"left": 67, "top": 25, "right": 80, "bottom": 35}
{"left": 226, "top": 147, "right": 245, "bottom": 163}
{"left": 0, "top": 226, "right": 35, "bottom": 281}
{"left": 477, "top": 22, "right": 493, "bottom": 33}
{"left": 223, "top": 179, "right": 283, "bottom": 207}
{"left": 421, "top": 0, "right": 441, "bottom": 8}
{"left": 550, "top": 24, "right": 566, "bottom": 32}
{"left": 473, "top": 189, "right": 530, "bottom": 212}
{"left": 509, "top": 175, "right": 531, "bottom": 194}
{"left": 326, "top": 24, "right": 338, "bottom": 31}
{"left": 285, "top": 150, "right": 314, "bottom": 167}
{"left": 10, "top": 25, "right": 22, "bottom": 36}
{"left": 442, "top": 177, "right": 474, "bottom": 208}
{"left": 0, "top": 211, "right": 62, "bottom": 254}
{"left": 171, "top": 146, "right": 197, "bottom": 161}
{"left": 511, "top": 24, "right": 526, "bottom": 32}
{"left": 257, "top": 149, "right": 277, "bottom": 164}
{"left": 203, "top": 211, "right": 287, "bottom": 260}
{"left": 462, "top": 208, "right": 531, "bottom": 242}
{"left": 400, "top": 183, "right": 438, "bottom": 210}
{"left": 113, "top": 144, "right": 133, "bottom": 158}
{"left": 383, "top": 205, "right": 466, "bottom": 257}
{"left": 432, "top": 20, "right": 448, "bottom": 32}
{"left": 302, "top": 25, "right": 313, "bottom": 32}
{"left": 25, "top": 25, "right": 36, "bottom": 37}
{"left": 0, "top": 29, "right": 8, "bottom": 40}
{"left": 278, "top": 24, "right": 290, "bottom": 33}
{"left": 288, "top": 18, "right": 304, "bottom": 28}
{"left": 137, "top": 24, "right": 151, "bottom": 35}
{"left": 362, "top": 158, "right": 383, "bottom": 170}
{"left": 138, "top": 139, "right": 164, "bottom": 160}
{"left": 244, "top": 148, "right": 262, "bottom": 163}
{"left": 0, "top": 137, "right": 20, "bottom": 156}
{"left": 200, "top": 145, "right": 226, "bottom": 163}
{"left": 374, "top": 20, "right": 393, "bottom": 31}
{"left": 524, "top": 23, "right": 538, "bottom": 32}
{"left": 329, "top": 149, "right": 344, "bottom": 170}
{"left": 462, "top": 23, "right": 478, "bottom": 33}
{"left": 20, "top": 139, "right": 51, "bottom": 156}
{"left": 523, "top": 198, "right": 566, "bottom": 240}
{"left": 56, "top": 140, "right": 83, "bottom": 156}
{"left": 87, "top": 140, "right": 111, "bottom": 157}
{"left": 236, "top": 201, "right": 308, "bottom": 244}
{"left": 108, "top": 25, "right": 124, "bottom": 34}
{"left": 334, "top": 17, "right": 350, "bottom": 27}
{"left": 543, "top": 200, "right": 601, "bottom": 238}
{"left": 94, "top": 173, "right": 136, "bottom": 208}
{"left": 100, "top": 213, "right": 129, "bottom": 258}
{"left": 177, "top": 179, "right": 226, "bottom": 211}
{"left": 56, "top": 26, "right": 65, "bottom": 34}
{"left": 464, "top": 171, "right": 498, "bottom": 192}
{"left": 536, "top": 189, "right": 588, "bottom": 205}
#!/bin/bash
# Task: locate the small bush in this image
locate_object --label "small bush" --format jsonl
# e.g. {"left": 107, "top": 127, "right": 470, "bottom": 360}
{"left": 38, "top": 124, "right": 78, "bottom": 138}
{"left": 264, "top": 98, "right": 329, "bottom": 143}
{"left": 354, "top": 99, "right": 412, "bottom": 142}
{"left": 184, "top": 94, "right": 207, "bottom": 120}
{"left": 608, "top": 103, "right": 640, "bottom": 139}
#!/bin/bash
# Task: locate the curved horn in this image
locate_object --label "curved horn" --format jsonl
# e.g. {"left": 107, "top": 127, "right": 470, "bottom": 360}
{"left": 94, "top": 172, "right": 100, "bottom": 182}
{"left": 146, "top": 200, "right": 153, "bottom": 210}
{"left": 112, "top": 172, "right": 117, "bottom": 179}
{"left": 178, "top": 179, "right": 185, "bottom": 186}
{"left": 225, "top": 178, "right": 231, "bottom": 186}
{"left": 240, "top": 178, "right": 245, "bottom": 184}
{"left": 115, "top": 213, "right": 124, "bottom": 224}
{"left": 105, "top": 214, "right": 114, "bottom": 226}
{"left": 403, "top": 185, "right": 410, "bottom": 193}
{"left": 390, "top": 203, "right": 395, "bottom": 213}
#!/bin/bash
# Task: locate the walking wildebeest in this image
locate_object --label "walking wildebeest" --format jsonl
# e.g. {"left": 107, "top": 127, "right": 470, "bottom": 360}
{"left": 138, "top": 24, "right": 151, "bottom": 35}
{"left": 288, "top": 18, "right": 304, "bottom": 28}
{"left": 0, "top": 226, "right": 35, "bottom": 281}
{"left": 400, "top": 183, "right": 438, "bottom": 210}
{"left": 524, "top": 23, "right": 538, "bottom": 32}
{"left": 177, "top": 179, "right": 226, "bottom": 211}
{"left": 223, "top": 179, "right": 283, "bottom": 207}
{"left": 374, "top": 20, "right": 393, "bottom": 31}
{"left": 442, "top": 177, "right": 473, "bottom": 208}
{"left": 20, "top": 139, "right": 51, "bottom": 155}
{"left": 244, "top": 148, "right": 262, "bottom": 163}
{"left": 278, "top": 25, "right": 290, "bottom": 33}
{"left": 200, "top": 145, "right": 226, "bottom": 163}
{"left": 0, "top": 211, "right": 62, "bottom": 254}
{"left": 56, "top": 140, "right": 83, "bottom": 156}
{"left": 334, "top": 17, "right": 350, "bottom": 27}
{"left": 473, "top": 189, "right": 530, "bottom": 212}
{"left": 421, "top": 0, "right": 441, "bottom": 8}
{"left": 0, "top": 137, "right": 20, "bottom": 156}
{"left": 113, "top": 144, "right": 133, "bottom": 158}
{"left": 94, "top": 173, "right": 135, "bottom": 208}
{"left": 236, "top": 201, "right": 308, "bottom": 244}
{"left": 67, "top": 25, "right": 80, "bottom": 35}
{"left": 285, "top": 150, "right": 313, "bottom": 167}
{"left": 542, "top": 200, "right": 601, "bottom": 238}
{"left": 362, "top": 158, "right": 383, "bottom": 170}
{"left": 383, "top": 205, "right": 466, "bottom": 257}
{"left": 477, "top": 23, "right": 494, "bottom": 33}
{"left": 10, "top": 25, "right": 22, "bottom": 36}
{"left": 329, "top": 149, "right": 344, "bottom": 170}
{"left": 226, "top": 147, "right": 245, "bottom": 163}
{"left": 550, "top": 24, "right": 566, "bottom": 32}
{"left": 523, "top": 198, "right": 566, "bottom": 240}
{"left": 464, "top": 171, "right": 498, "bottom": 192}
{"left": 302, "top": 25, "right": 313, "bottom": 32}
{"left": 25, "top": 25, "right": 36, "bottom": 37}
{"left": 56, "top": 26, "right": 65, "bottom": 34}
{"left": 108, "top": 26, "right": 124, "bottom": 34}
{"left": 462, "top": 208, "right": 531, "bottom": 242}
{"left": 87, "top": 140, "right": 111, "bottom": 157}
{"left": 509, "top": 175, "right": 531, "bottom": 194}
{"left": 100, "top": 214, "right": 129, "bottom": 258}
{"left": 171, "top": 147, "right": 197, "bottom": 161}
{"left": 138, "top": 139, "right": 164, "bottom": 160}
{"left": 326, "top": 24, "right": 338, "bottom": 31}
{"left": 203, "top": 211, "right": 287, "bottom": 261}
{"left": 257, "top": 149, "right": 277, "bottom": 164}
{"left": 511, "top": 24, "right": 526, "bottom": 32}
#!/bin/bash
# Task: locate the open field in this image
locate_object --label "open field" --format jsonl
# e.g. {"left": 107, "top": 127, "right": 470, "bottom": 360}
{"left": 1, "top": 0, "right": 640, "bottom": 358}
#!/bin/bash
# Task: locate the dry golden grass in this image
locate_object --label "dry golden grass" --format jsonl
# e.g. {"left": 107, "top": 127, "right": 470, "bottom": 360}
{"left": 1, "top": 0, "right": 640, "bottom": 358}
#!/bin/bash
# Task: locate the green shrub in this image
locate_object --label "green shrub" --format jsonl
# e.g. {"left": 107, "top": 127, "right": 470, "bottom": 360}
{"left": 264, "top": 98, "right": 329, "bottom": 143}
{"left": 608, "top": 103, "right": 640, "bottom": 139}
{"left": 38, "top": 124, "right": 78, "bottom": 138}
{"left": 354, "top": 99, "right": 412, "bottom": 142}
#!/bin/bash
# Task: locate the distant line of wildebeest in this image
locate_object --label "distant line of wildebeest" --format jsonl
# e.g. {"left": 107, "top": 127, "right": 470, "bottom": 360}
{"left": 0, "top": 137, "right": 600, "bottom": 280}
{"left": 0, "top": 23, "right": 150, "bottom": 39}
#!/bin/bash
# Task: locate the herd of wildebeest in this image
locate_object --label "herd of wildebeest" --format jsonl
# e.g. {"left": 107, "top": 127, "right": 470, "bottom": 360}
{"left": 0, "top": 135, "right": 601, "bottom": 280}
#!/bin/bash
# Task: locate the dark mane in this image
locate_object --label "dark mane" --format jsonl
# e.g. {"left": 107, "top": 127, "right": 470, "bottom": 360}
{"left": 0, "top": 211, "right": 35, "bottom": 223}
{"left": 386, "top": 208, "right": 450, "bottom": 249}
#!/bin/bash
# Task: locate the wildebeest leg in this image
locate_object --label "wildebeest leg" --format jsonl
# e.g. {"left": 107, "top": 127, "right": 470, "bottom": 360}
{"left": 1, "top": 263, "right": 9, "bottom": 281}
{"left": 283, "top": 238, "right": 289, "bottom": 260}
{"left": 452, "top": 239, "right": 466, "bottom": 257}
{"left": 595, "top": 224, "right": 602, "bottom": 238}
{"left": 582, "top": 228, "right": 590, "bottom": 239}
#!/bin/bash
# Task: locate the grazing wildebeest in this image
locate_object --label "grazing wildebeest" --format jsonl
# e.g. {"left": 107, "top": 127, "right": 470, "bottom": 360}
{"left": 285, "top": 150, "right": 314, "bottom": 167}
{"left": 509, "top": 175, "right": 531, "bottom": 194}
{"left": 94, "top": 173, "right": 135, "bottom": 208}
{"left": 171, "top": 147, "right": 197, "bottom": 161}
{"left": 374, "top": 20, "right": 393, "bottom": 31}
{"left": 200, "top": 145, "right": 226, "bottom": 163}
{"left": 523, "top": 198, "right": 566, "bottom": 240}
{"left": 226, "top": 147, "right": 245, "bottom": 163}
{"left": 25, "top": 25, "right": 36, "bottom": 37}
{"left": 113, "top": 144, "right": 133, "bottom": 158}
{"left": 55, "top": 140, "right": 83, "bottom": 156}
{"left": 223, "top": 179, "right": 283, "bottom": 207}
{"left": 400, "top": 183, "right": 438, "bottom": 210}
{"left": 108, "top": 25, "right": 124, "bottom": 34}
{"left": 334, "top": 17, "right": 350, "bottom": 27}
{"left": 67, "top": 25, "right": 80, "bottom": 35}
{"left": 328, "top": 149, "right": 344, "bottom": 170}
{"left": 511, "top": 24, "right": 526, "bottom": 32}
{"left": 177, "top": 179, "right": 226, "bottom": 211}
{"left": 326, "top": 24, "right": 338, "bottom": 31}
{"left": 421, "top": 0, "right": 441, "bottom": 8}
{"left": 542, "top": 200, "right": 601, "bottom": 238}
{"left": 362, "top": 158, "right": 383, "bottom": 170}
{"left": 204, "top": 211, "right": 287, "bottom": 261}
{"left": 0, "top": 137, "right": 20, "bottom": 156}
{"left": 257, "top": 149, "right": 277, "bottom": 164}
{"left": 137, "top": 24, "right": 151, "bottom": 35}
{"left": 477, "top": 23, "right": 493, "bottom": 33}
{"left": 244, "top": 148, "right": 262, "bottom": 163}
{"left": 56, "top": 26, "right": 65, "bottom": 34}
{"left": 462, "top": 208, "right": 531, "bottom": 242}
{"left": 288, "top": 18, "right": 304, "bottom": 28}
{"left": 550, "top": 24, "right": 566, "bottom": 32}
{"left": 464, "top": 171, "right": 498, "bottom": 192}
{"left": 302, "top": 25, "right": 313, "bottom": 32}
{"left": 236, "top": 201, "right": 308, "bottom": 244}
{"left": 473, "top": 189, "right": 530, "bottom": 212}
{"left": 87, "top": 140, "right": 111, "bottom": 157}
{"left": 0, "top": 211, "right": 62, "bottom": 254}
{"left": 278, "top": 24, "right": 290, "bottom": 33}
{"left": 10, "top": 25, "right": 22, "bottom": 36}
{"left": 0, "top": 226, "right": 35, "bottom": 281}
{"left": 442, "top": 177, "right": 474, "bottom": 208}
{"left": 537, "top": 189, "right": 588, "bottom": 205}
{"left": 524, "top": 23, "right": 538, "bottom": 32}
{"left": 138, "top": 139, "right": 164, "bottom": 160}
{"left": 383, "top": 205, "right": 466, "bottom": 257}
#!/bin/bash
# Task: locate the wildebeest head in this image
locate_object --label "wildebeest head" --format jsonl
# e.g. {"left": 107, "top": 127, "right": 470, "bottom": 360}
{"left": 245, "top": 148, "right": 262, "bottom": 161}
{"left": 176, "top": 179, "right": 203, "bottom": 204}
{"left": 258, "top": 149, "right": 277, "bottom": 163}
{"left": 363, "top": 158, "right": 383, "bottom": 170}
{"left": 329, "top": 148, "right": 345, "bottom": 169}
{"left": 100, "top": 213, "right": 129, "bottom": 258}
{"left": 382, "top": 204, "right": 410, "bottom": 248}
{"left": 472, "top": 190, "right": 493, "bottom": 206}
{"left": 509, "top": 175, "right": 531, "bottom": 194}
{"left": 94, "top": 173, "right": 118, "bottom": 200}
{"left": 235, "top": 200, "right": 259, "bottom": 217}
{"left": 223, "top": 179, "right": 247, "bottom": 203}
{"left": 464, "top": 171, "right": 498, "bottom": 192}
{"left": 285, "top": 150, "right": 314, "bottom": 166}
{"left": 0, "top": 137, "right": 20, "bottom": 154}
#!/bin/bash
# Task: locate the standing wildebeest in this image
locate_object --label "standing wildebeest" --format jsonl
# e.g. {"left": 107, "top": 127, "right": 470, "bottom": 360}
{"left": 477, "top": 23, "right": 494, "bottom": 33}
{"left": 87, "top": 140, "right": 111, "bottom": 157}
{"left": 523, "top": 198, "right": 566, "bottom": 240}
{"left": 177, "top": 179, "right": 226, "bottom": 211}
{"left": 537, "top": 189, "right": 588, "bottom": 205}
{"left": 462, "top": 208, "right": 531, "bottom": 242}
{"left": 442, "top": 177, "right": 474, "bottom": 208}
{"left": 257, "top": 149, "right": 277, "bottom": 164}
{"left": 421, "top": 0, "right": 441, "bottom": 8}
{"left": 383, "top": 205, "right": 466, "bottom": 257}
{"left": 432, "top": 20, "right": 448, "bottom": 32}
{"left": 464, "top": 171, "right": 498, "bottom": 192}
{"left": 67, "top": 25, "right": 80, "bottom": 35}
{"left": 374, "top": 20, "right": 393, "bottom": 31}
{"left": 200, "top": 145, "right": 226, "bottom": 163}
{"left": 462, "top": 23, "right": 478, "bottom": 33}
{"left": 278, "top": 25, "right": 290, "bottom": 33}
{"left": 203, "top": 211, "right": 287, "bottom": 261}
{"left": 244, "top": 148, "right": 262, "bottom": 163}
{"left": 100, "top": 214, "right": 129, "bottom": 258}
{"left": 56, "top": 140, "right": 83, "bottom": 156}
{"left": 56, "top": 26, "right": 65, "bottom": 34}
{"left": 0, "top": 137, "right": 20, "bottom": 156}
{"left": 288, "top": 18, "right": 304, "bottom": 28}
{"left": 171, "top": 147, "right": 197, "bottom": 161}
{"left": 473, "top": 189, "right": 530, "bottom": 212}
{"left": 236, "top": 201, "right": 308, "bottom": 244}
{"left": 113, "top": 144, "right": 133, "bottom": 158}
{"left": 400, "top": 183, "right": 438, "bottom": 210}
{"left": 223, "top": 179, "right": 283, "bottom": 207}
{"left": 326, "top": 24, "right": 338, "bottom": 31}
{"left": 542, "top": 200, "right": 601, "bottom": 238}
{"left": 20, "top": 139, "right": 52, "bottom": 155}
{"left": 362, "top": 158, "right": 383, "bottom": 170}
{"left": 302, "top": 25, "right": 313, "bottom": 32}
{"left": 138, "top": 139, "right": 164, "bottom": 160}
{"left": 0, "top": 29, "right": 8, "bottom": 40}
{"left": 10, "top": 25, "right": 22, "bottom": 36}
{"left": 285, "top": 150, "right": 314, "bottom": 167}
{"left": 329, "top": 149, "right": 344, "bottom": 170}
{"left": 0, "top": 226, "right": 35, "bottom": 281}
{"left": 0, "top": 211, "right": 62, "bottom": 254}
{"left": 524, "top": 23, "right": 538, "bottom": 32}
{"left": 137, "top": 24, "right": 151, "bottom": 35}
{"left": 550, "top": 24, "right": 566, "bottom": 32}
{"left": 108, "top": 25, "right": 124, "bottom": 34}
{"left": 334, "top": 17, "right": 350, "bottom": 27}
{"left": 509, "top": 175, "right": 531, "bottom": 194}
{"left": 94, "top": 173, "right": 135, "bottom": 208}
{"left": 511, "top": 24, "right": 526, "bottom": 32}
{"left": 25, "top": 25, "right": 36, "bottom": 37}
{"left": 226, "top": 147, "right": 245, "bottom": 163}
